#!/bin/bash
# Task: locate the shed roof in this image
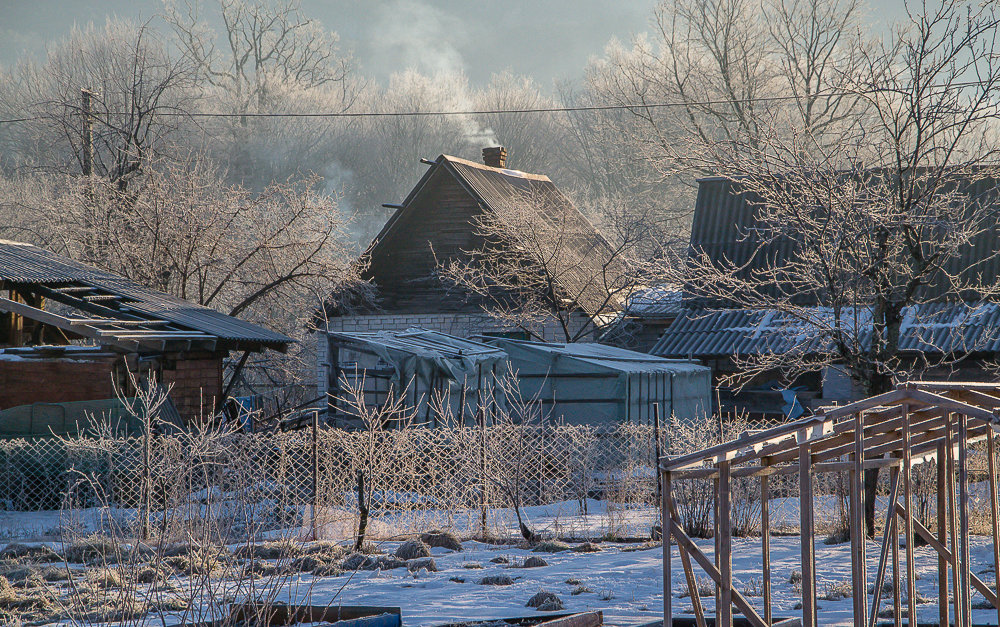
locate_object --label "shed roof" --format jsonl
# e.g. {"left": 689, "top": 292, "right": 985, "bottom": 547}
{"left": 623, "top": 286, "right": 684, "bottom": 319}
{"left": 0, "top": 240, "right": 292, "bottom": 352}
{"left": 365, "top": 155, "right": 626, "bottom": 316}
{"left": 328, "top": 328, "right": 505, "bottom": 361}
{"left": 484, "top": 337, "right": 706, "bottom": 374}
{"left": 650, "top": 302, "right": 1000, "bottom": 358}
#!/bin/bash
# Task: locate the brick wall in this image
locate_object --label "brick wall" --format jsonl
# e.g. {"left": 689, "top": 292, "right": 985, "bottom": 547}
{"left": 316, "top": 312, "right": 594, "bottom": 398}
{"left": 162, "top": 356, "right": 223, "bottom": 421}
{"left": 0, "top": 358, "right": 117, "bottom": 410}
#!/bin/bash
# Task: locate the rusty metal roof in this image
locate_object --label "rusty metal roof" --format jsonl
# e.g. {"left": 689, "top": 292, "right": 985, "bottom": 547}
{"left": 651, "top": 302, "right": 1000, "bottom": 358}
{"left": 0, "top": 240, "right": 292, "bottom": 351}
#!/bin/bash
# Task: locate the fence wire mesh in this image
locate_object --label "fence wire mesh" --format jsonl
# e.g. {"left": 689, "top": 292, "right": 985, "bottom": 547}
{"left": 0, "top": 423, "right": 670, "bottom": 541}
{"left": 7, "top": 418, "right": 987, "bottom": 543}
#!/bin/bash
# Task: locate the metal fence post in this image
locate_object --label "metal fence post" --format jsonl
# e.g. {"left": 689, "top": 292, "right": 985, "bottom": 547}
{"left": 311, "top": 410, "right": 320, "bottom": 540}
{"left": 141, "top": 424, "right": 151, "bottom": 541}
{"left": 478, "top": 407, "right": 487, "bottom": 539}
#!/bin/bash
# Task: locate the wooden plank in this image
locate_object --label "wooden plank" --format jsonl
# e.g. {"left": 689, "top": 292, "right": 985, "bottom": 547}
{"left": 989, "top": 428, "right": 1000, "bottom": 627}
{"left": 851, "top": 412, "right": 866, "bottom": 625}
{"left": 229, "top": 603, "right": 402, "bottom": 625}
{"left": 901, "top": 404, "right": 917, "bottom": 627}
{"left": 946, "top": 414, "right": 963, "bottom": 626}
{"left": 663, "top": 470, "right": 672, "bottom": 627}
{"left": 761, "top": 467, "right": 772, "bottom": 626}
{"left": 867, "top": 467, "right": 900, "bottom": 627}
{"left": 958, "top": 412, "right": 972, "bottom": 627}
{"left": 0, "top": 295, "right": 139, "bottom": 350}
{"left": 936, "top": 441, "right": 949, "bottom": 627}
{"left": 665, "top": 495, "right": 706, "bottom": 627}
{"left": 894, "top": 503, "right": 1000, "bottom": 607}
{"left": 718, "top": 461, "right": 733, "bottom": 627}
{"left": 891, "top": 472, "right": 902, "bottom": 627}
{"left": 536, "top": 611, "right": 604, "bottom": 627}
{"left": 665, "top": 518, "right": 769, "bottom": 627}
{"left": 799, "top": 442, "right": 816, "bottom": 627}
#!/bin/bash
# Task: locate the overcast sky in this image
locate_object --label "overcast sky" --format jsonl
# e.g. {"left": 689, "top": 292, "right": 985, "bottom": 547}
{"left": 0, "top": 0, "right": 910, "bottom": 88}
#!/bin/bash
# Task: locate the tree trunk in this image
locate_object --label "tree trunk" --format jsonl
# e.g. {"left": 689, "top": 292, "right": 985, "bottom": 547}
{"left": 864, "top": 371, "right": 894, "bottom": 537}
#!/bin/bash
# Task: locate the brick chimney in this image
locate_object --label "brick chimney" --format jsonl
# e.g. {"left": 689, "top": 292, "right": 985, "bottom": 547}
{"left": 482, "top": 146, "right": 506, "bottom": 168}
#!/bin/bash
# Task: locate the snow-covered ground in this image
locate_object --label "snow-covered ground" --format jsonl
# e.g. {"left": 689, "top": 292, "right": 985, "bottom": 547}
{"left": 4, "top": 497, "right": 999, "bottom": 626}
{"left": 262, "top": 534, "right": 999, "bottom": 627}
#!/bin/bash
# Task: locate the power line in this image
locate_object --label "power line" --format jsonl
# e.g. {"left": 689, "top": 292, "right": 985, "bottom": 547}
{"left": 0, "top": 79, "right": 992, "bottom": 125}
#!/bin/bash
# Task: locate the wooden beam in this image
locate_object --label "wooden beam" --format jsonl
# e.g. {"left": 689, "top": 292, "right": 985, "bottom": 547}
{"left": 851, "top": 412, "right": 866, "bottom": 625}
{"left": 958, "top": 413, "right": 972, "bottom": 627}
{"left": 718, "top": 461, "right": 733, "bottom": 627}
{"left": 989, "top": 428, "right": 1000, "bottom": 627}
{"left": 867, "top": 468, "right": 900, "bottom": 627}
{"left": 663, "top": 470, "right": 672, "bottom": 627}
{"left": 665, "top": 518, "right": 768, "bottom": 627}
{"left": 799, "top": 442, "right": 816, "bottom": 627}
{"left": 894, "top": 503, "right": 999, "bottom": 608}
{"left": 901, "top": 404, "right": 917, "bottom": 627}
{"left": 761, "top": 465, "right": 772, "bottom": 626}
{"left": 946, "top": 415, "right": 963, "bottom": 627}
{"left": 0, "top": 295, "right": 139, "bottom": 350}
{"left": 665, "top": 495, "right": 706, "bottom": 627}
{"left": 936, "top": 441, "right": 949, "bottom": 627}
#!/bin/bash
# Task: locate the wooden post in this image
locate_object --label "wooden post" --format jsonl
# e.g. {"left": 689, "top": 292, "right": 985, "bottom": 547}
{"left": 799, "top": 441, "right": 817, "bottom": 627}
{"left": 936, "top": 440, "right": 949, "bottom": 627}
{"left": 663, "top": 469, "right": 672, "bottom": 627}
{"left": 761, "top": 463, "right": 772, "bottom": 626}
{"left": 901, "top": 404, "right": 917, "bottom": 627}
{"left": 988, "top": 427, "right": 1000, "bottom": 627}
{"left": 718, "top": 461, "right": 733, "bottom": 627}
{"left": 946, "top": 414, "right": 963, "bottom": 627}
{"left": 714, "top": 474, "right": 721, "bottom": 624}
{"left": 654, "top": 403, "right": 662, "bottom": 512}
{"left": 957, "top": 413, "right": 971, "bottom": 627}
{"left": 890, "top": 466, "right": 902, "bottom": 627}
{"left": 868, "top": 465, "right": 899, "bottom": 627}
{"left": 666, "top": 491, "right": 706, "bottom": 627}
{"left": 850, "top": 412, "right": 866, "bottom": 624}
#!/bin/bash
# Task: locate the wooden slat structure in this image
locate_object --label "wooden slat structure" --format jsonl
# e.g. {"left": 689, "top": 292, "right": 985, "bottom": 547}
{"left": 660, "top": 381, "right": 1000, "bottom": 627}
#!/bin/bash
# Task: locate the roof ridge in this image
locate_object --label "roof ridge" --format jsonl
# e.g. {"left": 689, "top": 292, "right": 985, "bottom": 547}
{"left": 441, "top": 154, "right": 552, "bottom": 182}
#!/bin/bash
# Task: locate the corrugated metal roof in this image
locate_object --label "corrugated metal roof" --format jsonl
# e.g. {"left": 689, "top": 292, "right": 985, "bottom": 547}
{"left": 624, "top": 286, "right": 684, "bottom": 318}
{"left": 651, "top": 303, "right": 1000, "bottom": 358}
{"left": 0, "top": 240, "right": 292, "bottom": 349}
{"left": 688, "top": 176, "right": 1000, "bottom": 305}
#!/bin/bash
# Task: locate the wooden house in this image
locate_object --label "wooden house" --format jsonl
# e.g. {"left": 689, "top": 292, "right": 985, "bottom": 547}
{"left": 318, "top": 147, "right": 630, "bottom": 404}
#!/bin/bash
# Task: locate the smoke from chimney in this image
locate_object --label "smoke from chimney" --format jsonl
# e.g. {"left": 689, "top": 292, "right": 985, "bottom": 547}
{"left": 482, "top": 146, "right": 506, "bottom": 168}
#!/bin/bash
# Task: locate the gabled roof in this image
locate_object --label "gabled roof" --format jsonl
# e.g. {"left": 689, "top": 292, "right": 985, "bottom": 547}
{"left": 364, "top": 155, "right": 625, "bottom": 316}
{"left": 0, "top": 240, "right": 292, "bottom": 352}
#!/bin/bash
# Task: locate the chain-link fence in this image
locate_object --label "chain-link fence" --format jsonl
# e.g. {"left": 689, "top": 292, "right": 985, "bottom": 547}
{"left": 10, "top": 416, "right": 980, "bottom": 544}
{"left": 0, "top": 422, "right": 673, "bottom": 541}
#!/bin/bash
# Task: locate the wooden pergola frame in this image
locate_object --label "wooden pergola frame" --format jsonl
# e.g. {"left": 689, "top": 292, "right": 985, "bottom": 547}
{"left": 659, "top": 381, "right": 1000, "bottom": 627}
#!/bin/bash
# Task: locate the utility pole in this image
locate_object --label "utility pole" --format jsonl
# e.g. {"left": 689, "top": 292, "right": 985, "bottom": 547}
{"left": 81, "top": 88, "right": 93, "bottom": 178}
